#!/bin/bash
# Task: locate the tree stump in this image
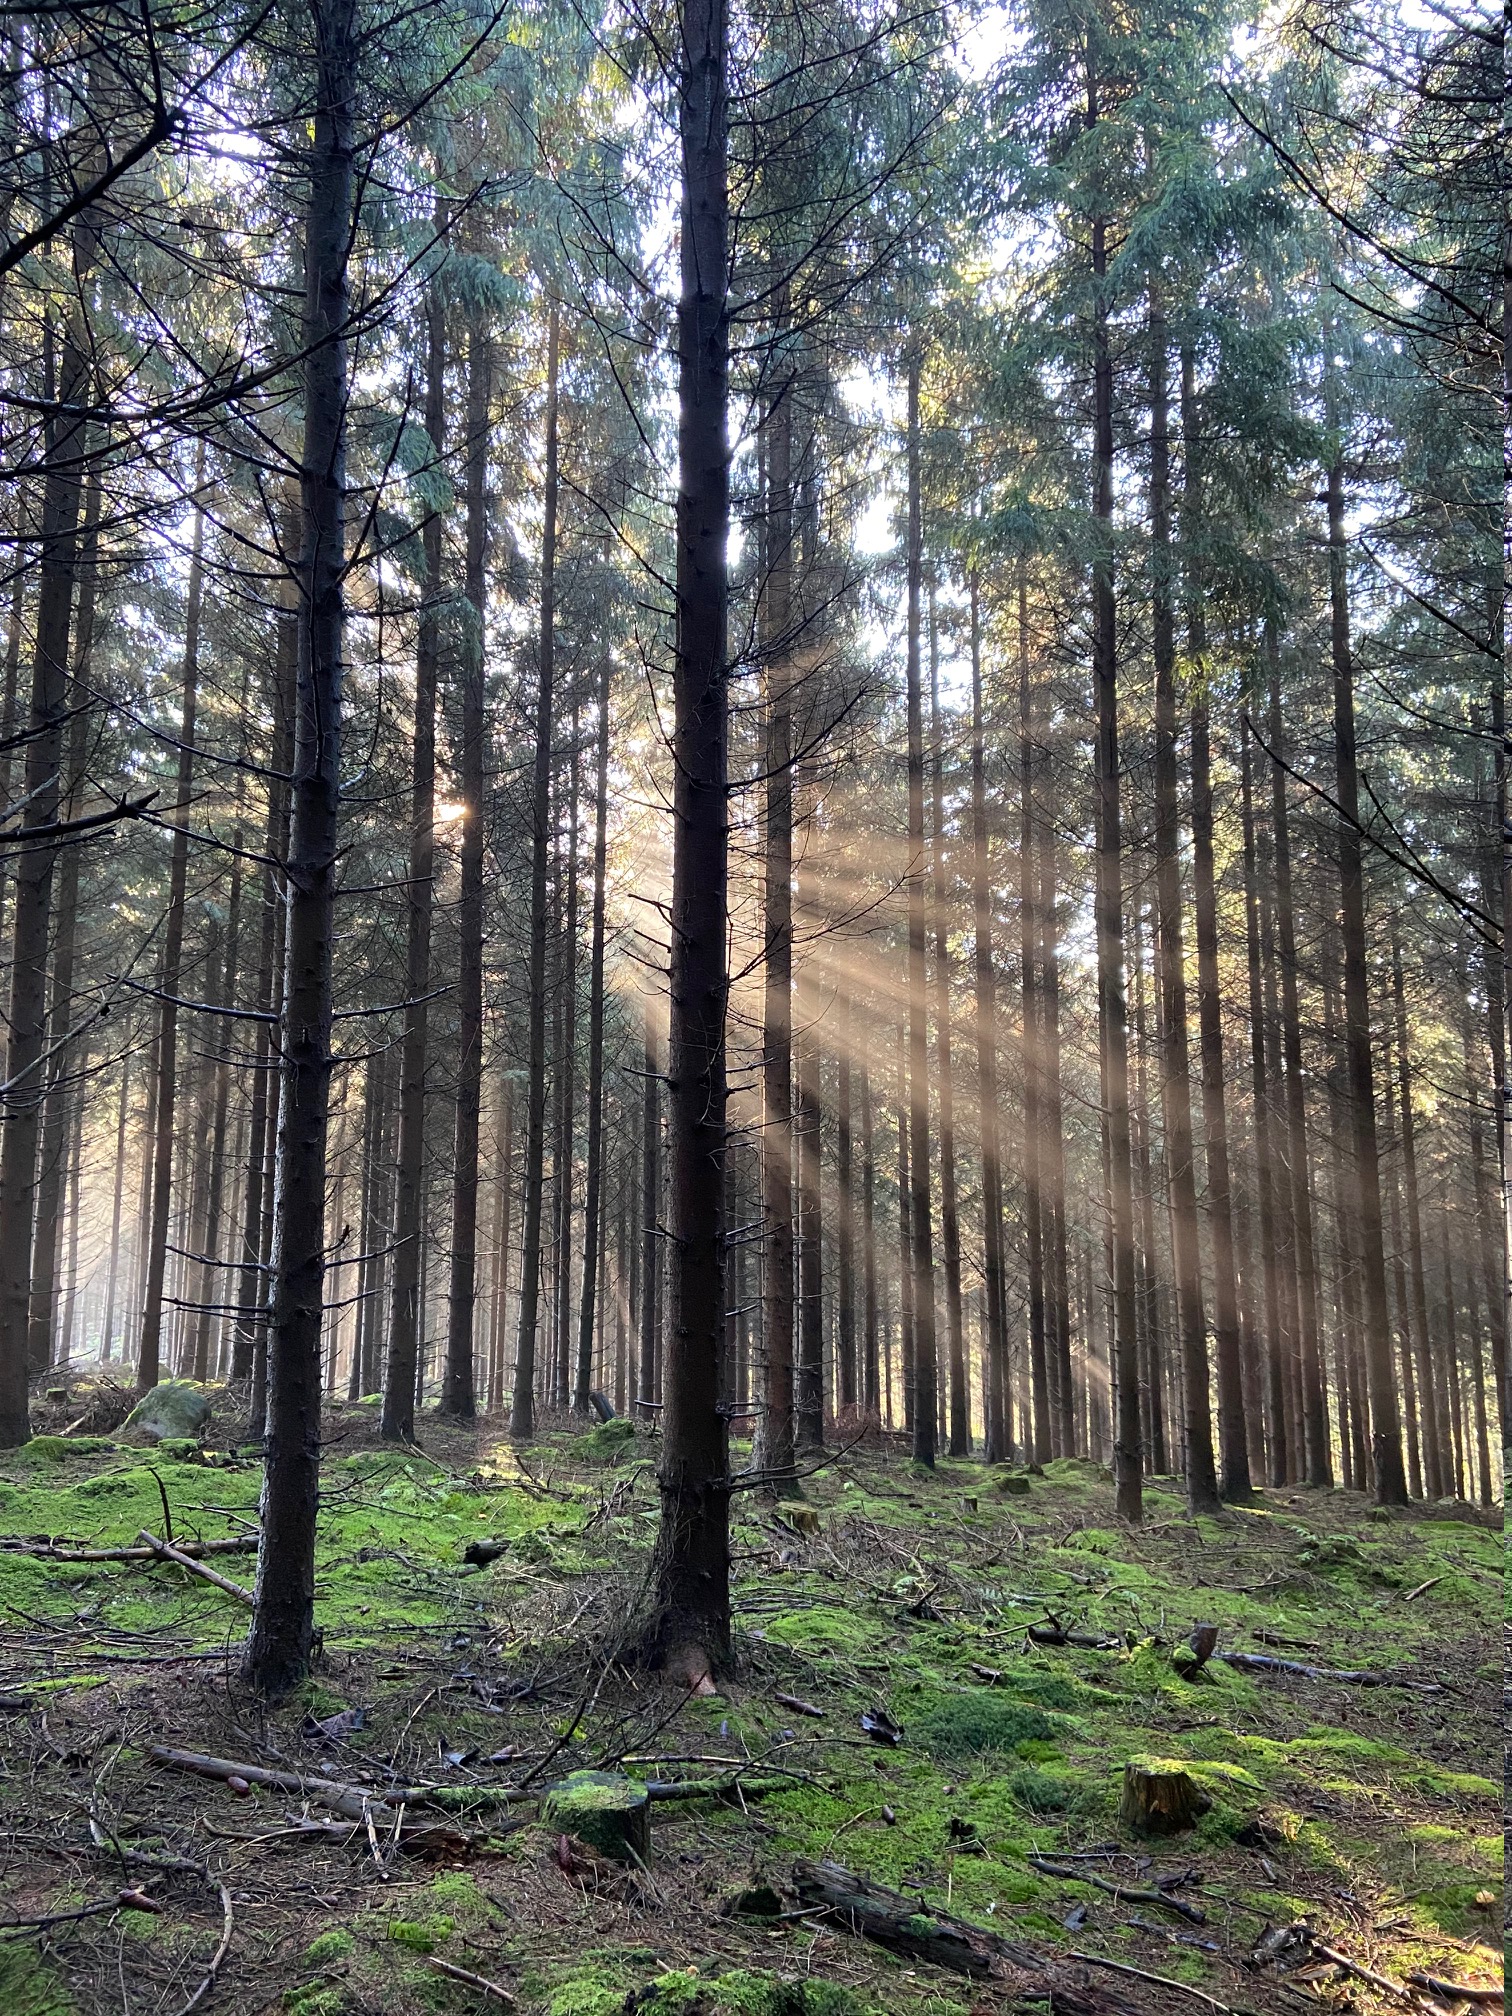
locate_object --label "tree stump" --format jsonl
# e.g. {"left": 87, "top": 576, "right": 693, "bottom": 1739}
{"left": 541, "top": 1770, "right": 651, "bottom": 1864}
{"left": 1119, "top": 1756, "right": 1211, "bottom": 1836}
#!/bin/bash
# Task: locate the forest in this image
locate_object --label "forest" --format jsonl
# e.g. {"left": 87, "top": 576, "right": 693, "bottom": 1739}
{"left": 0, "top": 0, "right": 1501, "bottom": 2008}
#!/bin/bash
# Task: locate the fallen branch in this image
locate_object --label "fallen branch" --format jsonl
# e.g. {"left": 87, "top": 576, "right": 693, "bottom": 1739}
{"left": 0, "top": 1535, "right": 256, "bottom": 1564}
{"left": 148, "top": 1744, "right": 398, "bottom": 1823}
{"left": 1028, "top": 1855, "right": 1207, "bottom": 1924}
{"left": 175, "top": 1882, "right": 233, "bottom": 2016}
{"left": 1309, "top": 1939, "right": 1413, "bottom": 2002}
{"left": 1069, "top": 1948, "right": 1239, "bottom": 2014}
{"left": 137, "top": 1531, "right": 254, "bottom": 1606}
{"left": 1214, "top": 1652, "right": 1441, "bottom": 1692}
{"left": 1, "top": 1889, "right": 162, "bottom": 1935}
{"left": 426, "top": 1956, "right": 518, "bottom": 2006}
{"left": 1405, "top": 1974, "right": 1504, "bottom": 2005}
{"left": 1029, "top": 1622, "right": 1123, "bottom": 1650}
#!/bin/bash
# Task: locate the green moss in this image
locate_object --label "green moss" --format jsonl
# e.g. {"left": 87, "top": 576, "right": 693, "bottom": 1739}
{"left": 908, "top": 1686, "right": 1063, "bottom": 1758}
{"left": 1007, "top": 1766, "right": 1072, "bottom": 1813}
{"left": 388, "top": 1915, "right": 453, "bottom": 1953}
{"left": 760, "top": 1608, "right": 877, "bottom": 1656}
{"left": 0, "top": 1946, "right": 76, "bottom": 2016}
{"left": 283, "top": 1991, "right": 346, "bottom": 2016}
{"left": 576, "top": 1418, "right": 637, "bottom": 1461}
{"left": 303, "top": 1930, "right": 355, "bottom": 1966}
{"left": 18, "top": 1435, "right": 112, "bottom": 1461}
{"left": 546, "top": 1966, "right": 629, "bottom": 2016}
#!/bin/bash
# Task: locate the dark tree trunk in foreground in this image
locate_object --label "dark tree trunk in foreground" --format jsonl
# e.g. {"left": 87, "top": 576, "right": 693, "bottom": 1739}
{"left": 860, "top": 1059, "right": 879, "bottom": 1414}
{"left": 137, "top": 494, "right": 205, "bottom": 1392}
{"left": 1088, "top": 119, "right": 1139, "bottom": 1521}
{"left": 1326, "top": 453, "right": 1407, "bottom": 1504}
{"left": 573, "top": 653, "right": 612, "bottom": 1412}
{"left": 835, "top": 1000, "right": 855, "bottom": 1412}
{"left": 1019, "top": 571, "right": 1048, "bottom": 1461}
{"left": 971, "top": 574, "right": 1008, "bottom": 1461}
{"left": 644, "top": 0, "right": 732, "bottom": 1680}
{"left": 639, "top": 1005, "right": 660, "bottom": 1411}
{"left": 903, "top": 358, "right": 936, "bottom": 1468}
{"left": 1147, "top": 308, "right": 1218, "bottom": 1513}
{"left": 443, "top": 316, "right": 490, "bottom": 1420}
{"left": 1180, "top": 351, "right": 1250, "bottom": 1500}
{"left": 245, "top": 0, "right": 355, "bottom": 1694}
{"left": 511, "top": 304, "right": 560, "bottom": 1442}
{"left": 382, "top": 270, "right": 444, "bottom": 1441}
{"left": 0, "top": 239, "right": 90, "bottom": 1444}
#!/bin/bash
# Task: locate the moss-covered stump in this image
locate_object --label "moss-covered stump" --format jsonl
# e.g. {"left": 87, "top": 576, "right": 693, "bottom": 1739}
{"left": 1119, "top": 1756, "right": 1211, "bottom": 1835}
{"left": 542, "top": 1769, "right": 650, "bottom": 1864}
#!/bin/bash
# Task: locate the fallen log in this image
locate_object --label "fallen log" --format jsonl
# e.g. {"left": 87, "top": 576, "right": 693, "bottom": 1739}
{"left": 1213, "top": 1652, "right": 1442, "bottom": 1692}
{"left": 137, "top": 1531, "right": 253, "bottom": 1606}
{"left": 790, "top": 1857, "right": 1129, "bottom": 2009}
{"left": 0, "top": 1535, "right": 256, "bottom": 1564}
{"left": 148, "top": 1744, "right": 400, "bottom": 1823}
{"left": 1406, "top": 1974, "right": 1504, "bottom": 2006}
{"left": 1028, "top": 1623, "right": 1123, "bottom": 1650}
{"left": 1027, "top": 1854, "right": 1207, "bottom": 1924}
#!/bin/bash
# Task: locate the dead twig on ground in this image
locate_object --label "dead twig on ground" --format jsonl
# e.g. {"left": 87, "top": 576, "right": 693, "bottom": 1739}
{"left": 426, "top": 1956, "right": 518, "bottom": 2005}
{"left": 137, "top": 1531, "right": 254, "bottom": 1606}
{"left": 1028, "top": 1855, "right": 1208, "bottom": 1924}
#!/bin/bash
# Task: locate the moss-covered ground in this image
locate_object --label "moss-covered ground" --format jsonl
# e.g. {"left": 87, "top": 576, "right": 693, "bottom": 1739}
{"left": 0, "top": 1390, "right": 1501, "bottom": 2016}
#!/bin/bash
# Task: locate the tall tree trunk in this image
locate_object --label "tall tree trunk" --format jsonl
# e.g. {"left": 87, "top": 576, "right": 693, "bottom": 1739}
{"left": 511, "top": 303, "right": 560, "bottom": 1441}
{"left": 1147, "top": 307, "right": 1218, "bottom": 1511}
{"left": 192, "top": 792, "right": 244, "bottom": 1382}
{"left": 860, "top": 1059, "right": 878, "bottom": 1415}
{"left": 794, "top": 808, "right": 824, "bottom": 1450}
{"left": 896, "top": 1020, "right": 913, "bottom": 1432}
{"left": 927, "top": 596, "right": 967, "bottom": 1453}
{"left": 443, "top": 315, "right": 491, "bottom": 1420}
{"left": 1392, "top": 928, "right": 1442, "bottom": 1495}
{"left": 1037, "top": 728, "right": 1073, "bottom": 1455}
{"left": 137, "top": 491, "right": 206, "bottom": 1392}
{"left": 645, "top": 0, "right": 732, "bottom": 1679}
{"left": 639, "top": 1005, "right": 660, "bottom": 1412}
{"left": 488, "top": 1083, "right": 512, "bottom": 1411}
{"left": 1018, "top": 569, "right": 1048, "bottom": 1461}
{"left": 972, "top": 572, "right": 1008, "bottom": 1462}
{"left": 835, "top": 995, "right": 855, "bottom": 1413}
{"left": 27, "top": 473, "right": 100, "bottom": 1371}
{"left": 573, "top": 653, "right": 613, "bottom": 1412}
{"left": 1326, "top": 453, "right": 1406, "bottom": 1502}
{"left": 100, "top": 1052, "right": 131, "bottom": 1362}
{"left": 244, "top": 0, "right": 355, "bottom": 1693}
{"left": 1460, "top": 987, "right": 1507, "bottom": 1443}
{"left": 349, "top": 1051, "right": 383, "bottom": 1399}
{"left": 1264, "top": 640, "right": 1330, "bottom": 1483}
{"left": 754, "top": 365, "right": 795, "bottom": 1481}
{"left": 554, "top": 692, "right": 583, "bottom": 1406}
{"left": 381, "top": 265, "right": 444, "bottom": 1442}
{"left": 903, "top": 357, "right": 936, "bottom": 1469}
{"left": 1130, "top": 897, "right": 1167, "bottom": 1476}
{"left": 0, "top": 226, "right": 91, "bottom": 1443}
{"left": 1179, "top": 350, "right": 1250, "bottom": 1500}
{"left": 1240, "top": 724, "right": 1289, "bottom": 1484}
{"left": 1087, "top": 124, "right": 1139, "bottom": 1517}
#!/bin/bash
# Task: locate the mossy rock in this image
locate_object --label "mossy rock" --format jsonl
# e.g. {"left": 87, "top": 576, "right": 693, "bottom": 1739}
{"left": 19, "top": 1434, "right": 113, "bottom": 1461}
{"left": 542, "top": 1769, "right": 650, "bottom": 1864}
{"left": 122, "top": 1380, "right": 211, "bottom": 1442}
{"left": 576, "top": 1417, "right": 637, "bottom": 1462}
{"left": 157, "top": 1437, "right": 205, "bottom": 1463}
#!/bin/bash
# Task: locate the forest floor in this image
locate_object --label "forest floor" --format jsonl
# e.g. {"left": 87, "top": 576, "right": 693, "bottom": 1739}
{"left": 0, "top": 1382, "right": 1502, "bottom": 2016}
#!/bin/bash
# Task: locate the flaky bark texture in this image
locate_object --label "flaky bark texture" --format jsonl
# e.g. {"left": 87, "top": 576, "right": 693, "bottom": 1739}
{"left": 644, "top": 0, "right": 732, "bottom": 1680}
{"left": 243, "top": 0, "right": 355, "bottom": 1695}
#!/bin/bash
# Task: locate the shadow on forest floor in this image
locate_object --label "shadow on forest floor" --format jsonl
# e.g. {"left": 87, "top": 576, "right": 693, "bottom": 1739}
{"left": 0, "top": 1382, "right": 1502, "bottom": 2016}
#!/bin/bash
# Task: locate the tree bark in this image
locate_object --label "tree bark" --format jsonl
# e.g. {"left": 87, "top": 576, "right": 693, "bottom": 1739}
{"left": 639, "top": 1005, "right": 660, "bottom": 1412}
{"left": 1326, "top": 452, "right": 1407, "bottom": 1503}
{"left": 1147, "top": 307, "right": 1218, "bottom": 1513}
{"left": 1179, "top": 350, "right": 1250, "bottom": 1500}
{"left": 645, "top": 0, "right": 732, "bottom": 1678}
{"left": 381, "top": 262, "right": 444, "bottom": 1442}
{"left": 553, "top": 691, "right": 583, "bottom": 1406}
{"left": 860, "top": 1059, "right": 878, "bottom": 1415}
{"left": 927, "top": 594, "right": 967, "bottom": 1455}
{"left": 100, "top": 1052, "right": 131, "bottom": 1362}
{"left": 903, "top": 357, "right": 936, "bottom": 1469}
{"left": 1240, "top": 725, "right": 1289, "bottom": 1484}
{"left": 244, "top": 0, "right": 355, "bottom": 1694}
{"left": 835, "top": 996, "right": 855, "bottom": 1413}
{"left": 794, "top": 812, "right": 824, "bottom": 1451}
{"left": 137, "top": 491, "right": 205, "bottom": 1393}
{"left": 511, "top": 303, "right": 560, "bottom": 1441}
{"left": 191, "top": 785, "right": 244, "bottom": 1383}
{"left": 443, "top": 313, "right": 490, "bottom": 1420}
{"left": 1018, "top": 568, "right": 1048, "bottom": 1461}
{"left": 573, "top": 652, "right": 613, "bottom": 1412}
{"left": 1393, "top": 927, "right": 1442, "bottom": 1495}
{"left": 971, "top": 572, "right": 1008, "bottom": 1462}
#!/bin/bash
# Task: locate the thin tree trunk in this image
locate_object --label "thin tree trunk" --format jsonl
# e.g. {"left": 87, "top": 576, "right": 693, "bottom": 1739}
{"left": 137, "top": 491, "right": 206, "bottom": 1393}
{"left": 443, "top": 314, "right": 490, "bottom": 1420}
{"left": 554, "top": 691, "right": 582, "bottom": 1407}
{"left": 574, "top": 654, "right": 613, "bottom": 1412}
{"left": 100, "top": 1052, "right": 131, "bottom": 1362}
{"left": 904, "top": 357, "right": 936, "bottom": 1469}
{"left": 639, "top": 1005, "right": 660, "bottom": 1413}
{"left": 1037, "top": 730, "right": 1072, "bottom": 1455}
{"left": 1086, "top": 126, "right": 1139, "bottom": 1517}
{"left": 1326, "top": 451, "right": 1407, "bottom": 1503}
{"left": 511, "top": 304, "right": 560, "bottom": 1441}
{"left": 926, "top": 596, "right": 967, "bottom": 1454}
{"left": 644, "top": 0, "right": 731, "bottom": 1676}
{"left": 971, "top": 572, "right": 1008, "bottom": 1462}
{"left": 794, "top": 810, "right": 824, "bottom": 1450}
{"left": 244, "top": 0, "right": 355, "bottom": 1693}
{"left": 1148, "top": 306, "right": 1217, "bottom": 1511}
{"left": 896, "top": 1019, "right": 913, "bottom": 1432}
{"left": 860, "top": 1059, "right": 878, "bottom": 1415}
{"left": 1393, "top": 927, "right": 1442, "bottom": 1496}
{"left": 1130, "top": 897, "right": 1167, "bottom": 1476}
{"left": 349, "top": 1051, "right": 383, "bottom": 1400}
{"left": 381, "top": 265, "right": 444, "bottom": 1442}
{"left": 488, "top": 1084, "right": 512, "bottom": 1411}
{"left": 1240, "top": 725, "right": 1289, "bottom": 1484}
{"left": 1019, "top": 572, "right": 1048, "bottom": 1461}
{"left": 192, "top": 796, "right": 244, "bottom": 1382}
{"left": 754, "top": 362, "right": 796, "bottom": 1482}
{"left": 835, "top": 994, "right": 855, "bottom": 1414}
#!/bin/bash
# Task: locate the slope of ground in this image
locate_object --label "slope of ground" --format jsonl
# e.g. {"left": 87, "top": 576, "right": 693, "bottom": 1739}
{"left": 0, "top": 1391, "right": 1501, "bottom": 2016}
